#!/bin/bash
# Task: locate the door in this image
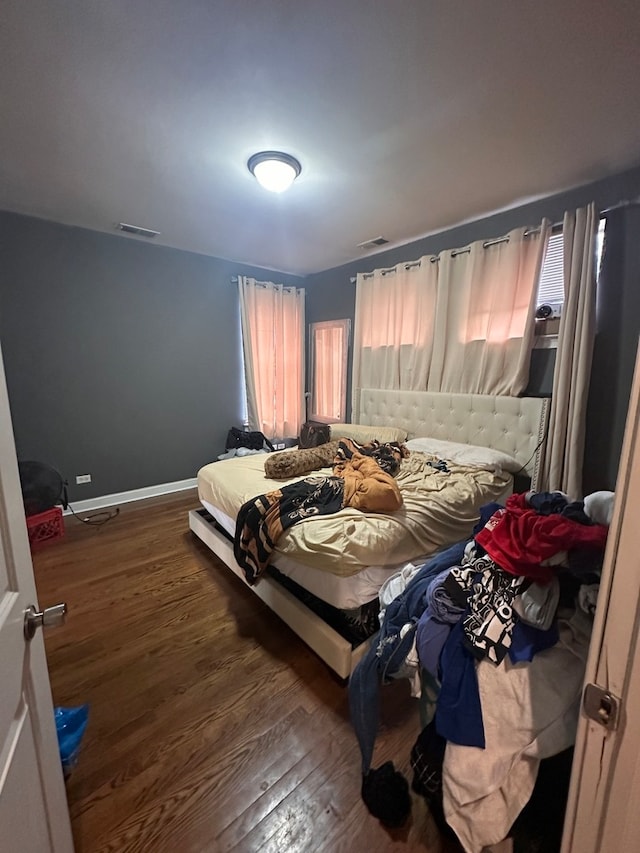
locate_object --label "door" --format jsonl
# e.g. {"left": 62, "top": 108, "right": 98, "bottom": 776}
{"left": 561, "top": 339, "right": 640, "bottom": 852}
{"left": 0, "top": 343, "right": 74, "bottom": 851}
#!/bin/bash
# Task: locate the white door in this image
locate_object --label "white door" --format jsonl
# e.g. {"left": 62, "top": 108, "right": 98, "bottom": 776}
{"left": 562, "top": 339, "right": 640, "bottom": 852}
{"left": 0, "top": 343, "right": 74, "bottom": 851}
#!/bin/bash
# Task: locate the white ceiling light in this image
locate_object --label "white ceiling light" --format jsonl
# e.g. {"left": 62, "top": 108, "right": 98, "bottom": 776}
{"left": 248, "top": 151, "right": 301, "bottom": 193}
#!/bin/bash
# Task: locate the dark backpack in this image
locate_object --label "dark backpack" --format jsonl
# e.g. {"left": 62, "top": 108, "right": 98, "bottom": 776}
{"left": 225, "top": 427, "right": 275, "bottom": 453}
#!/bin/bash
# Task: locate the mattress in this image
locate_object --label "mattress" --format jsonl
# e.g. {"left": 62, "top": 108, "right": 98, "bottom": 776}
{"left": 197, "top": 446, "right": 512, "bottom": 579}
{"left": 201, "top": 498, "right": 401, "bottom": 610}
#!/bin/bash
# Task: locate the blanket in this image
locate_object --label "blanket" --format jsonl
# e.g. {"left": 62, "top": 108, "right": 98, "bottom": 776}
{"left": 234, "top": 476, "right": 344, "bottom": 584}
{"left": 198, "top": 450, "right": 512, "bottom": 577}
{"left": 332, "top": 438, "right": 409, "bottom": 477}
{"left": 234, "top": 448, "right": 403, "bottom": 584}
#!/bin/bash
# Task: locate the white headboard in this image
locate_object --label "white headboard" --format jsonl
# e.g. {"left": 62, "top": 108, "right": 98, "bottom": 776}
{"left": 356, "top": 389, "right": 549, "bottom": 488}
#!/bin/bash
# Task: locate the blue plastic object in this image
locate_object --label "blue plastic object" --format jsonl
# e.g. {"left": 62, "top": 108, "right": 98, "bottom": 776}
{"left": 54, "top": 705, "right": 89, "bottom": 775}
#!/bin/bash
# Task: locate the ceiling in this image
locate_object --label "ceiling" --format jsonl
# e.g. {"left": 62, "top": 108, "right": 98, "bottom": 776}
{"left": 2, "top": 0, "right": 640, "bottom": 276}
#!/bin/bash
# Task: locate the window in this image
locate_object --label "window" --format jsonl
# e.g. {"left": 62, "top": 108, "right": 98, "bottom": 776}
{"left": 537, "top": 231, "right": 565, "bottom": 315}
{"left": 309, "top": 319, "right": 350, "bottom": 423}
{"left": 536, "top": 218, "right": 606, "bottom": 317}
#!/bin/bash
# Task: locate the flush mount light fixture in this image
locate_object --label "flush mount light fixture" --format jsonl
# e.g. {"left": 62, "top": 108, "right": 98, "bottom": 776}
{"left": 247, "top": 151, "right": 301, "bottom": 193}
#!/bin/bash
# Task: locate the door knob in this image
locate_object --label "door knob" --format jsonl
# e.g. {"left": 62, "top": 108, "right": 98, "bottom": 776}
{"left": 24, "top": 603, "right": 67, "bottom": 640}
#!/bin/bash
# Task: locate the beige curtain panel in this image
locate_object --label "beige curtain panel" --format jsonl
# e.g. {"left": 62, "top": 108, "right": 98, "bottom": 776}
{"left": 238, "top": 276, "right": 305, "bottom": 439}
{"left": 352, "top": 222, "right": 549, "bottom": 412}
{"left": 430, "top": 225, "right": 549, "bottom": 395}
{"left": 352, "top": 257, "right": 438, "bottom": 416}
{"left": 539, "top": 203, "right": 597, "bottom": 498}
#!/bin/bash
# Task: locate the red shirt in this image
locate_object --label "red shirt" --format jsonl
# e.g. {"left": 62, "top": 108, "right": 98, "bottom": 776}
{"left": 475, "top": 493, "right": 608, "bottom": 582}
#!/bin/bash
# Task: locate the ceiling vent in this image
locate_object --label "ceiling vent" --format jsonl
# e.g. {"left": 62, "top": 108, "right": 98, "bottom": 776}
{"left": 357, "top": 235, "right": 389, "bottom": 250}
{"left": 117, "top": 222, "right": 160, "bottom": 238}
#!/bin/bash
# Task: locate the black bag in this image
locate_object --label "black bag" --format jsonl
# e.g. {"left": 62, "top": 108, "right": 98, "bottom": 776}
{"left": 225, "top": 426, "right": 275, "bottom": 453}
{"left": 299, "top": 421, "right": 331, "bottom": 449}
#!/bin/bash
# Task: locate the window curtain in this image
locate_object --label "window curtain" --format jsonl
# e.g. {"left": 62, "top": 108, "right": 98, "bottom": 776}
{"left": 351, "top": 258, "right": 438, "bottom": 418}
{"left": 429, "top": 224, "right": 550, "bottom": 395}
{"left": 539, "top": 203, "right": 597, "bottom": 497}
{"left": 351, "top": 223, "right": 549, "bottom": 416}
{"left": 238, "top": 276, "right": 305, "bottom": 439}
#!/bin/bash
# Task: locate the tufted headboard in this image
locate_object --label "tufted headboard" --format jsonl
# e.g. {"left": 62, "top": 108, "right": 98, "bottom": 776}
{"left": 356, "top": 389, "right": 549, "bottom": 489}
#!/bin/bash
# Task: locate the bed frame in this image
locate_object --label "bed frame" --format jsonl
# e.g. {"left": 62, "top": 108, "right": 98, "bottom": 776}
{"left": 189, "top": 390, "right": 549, "bottom": 679}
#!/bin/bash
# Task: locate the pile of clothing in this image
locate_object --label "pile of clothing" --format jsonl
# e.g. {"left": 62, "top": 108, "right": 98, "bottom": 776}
{"left": 234, "top": 439, "right": 407, "bottom": 583}
{"left": 349, "top": 490, "right": 614, "bottom": 853}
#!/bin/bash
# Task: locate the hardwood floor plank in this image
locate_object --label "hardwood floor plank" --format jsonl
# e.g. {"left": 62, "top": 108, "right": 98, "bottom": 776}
{"left": 215, "top": 712, "right": 348, "bottom": 851}
{"left": 155, "top": 706, "right": 341, "bottom": 852}
{"left": 33, "top": 490, "right": 451, "bottom": 852}
{"left": 225, "top": 734, "right": 354, "bottom": 853}
{"left": 89, "top": 708, "right": 314, "bottom": 853}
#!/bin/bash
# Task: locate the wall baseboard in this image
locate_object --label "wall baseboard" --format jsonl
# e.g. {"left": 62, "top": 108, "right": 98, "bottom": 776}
{"left": 63, "top": 478, "right": 197, "bottom": 515}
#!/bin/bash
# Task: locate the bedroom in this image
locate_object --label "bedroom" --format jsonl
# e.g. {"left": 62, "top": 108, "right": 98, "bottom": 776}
{"left": 1, "top": 1, "right": 640, "bottom": 851}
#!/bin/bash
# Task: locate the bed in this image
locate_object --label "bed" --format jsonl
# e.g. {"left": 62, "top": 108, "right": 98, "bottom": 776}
{"left": 189, "top": 389, "right": 549, "bottom": 678}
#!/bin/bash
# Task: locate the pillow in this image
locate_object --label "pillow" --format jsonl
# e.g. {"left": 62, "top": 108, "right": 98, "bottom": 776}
{"left": 404, "top": 436, "right": 521, "bottom": 473}
{"left": 330, "top": 422, "right": 408, "bottom": 445}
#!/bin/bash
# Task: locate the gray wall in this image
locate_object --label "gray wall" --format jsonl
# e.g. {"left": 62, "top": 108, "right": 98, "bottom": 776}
{"left": 3, "top": 162, "right": 639, "bottom": 503}
{"left": 0, "top": 212, "right": 303, "bottom": 501}
{"left": 306, "top": 163, "right": 640, "bottom": 491}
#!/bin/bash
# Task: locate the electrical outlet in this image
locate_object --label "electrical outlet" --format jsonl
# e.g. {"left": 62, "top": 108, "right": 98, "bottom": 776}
{"left": 76, "top": 474, "right": 91, "bottom": 484}
{"left": 274, "top": 442, "right": 285, "bottom": 450}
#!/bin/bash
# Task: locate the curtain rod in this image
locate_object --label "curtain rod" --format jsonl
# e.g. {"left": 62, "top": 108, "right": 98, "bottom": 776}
{"left": 349, "top": 224, "right": 561, "bottom": 282}
{"left": 349, "top": 199, "right": 638, "bottom": 283}
{"left": 229, "top": 276, "right": 302, "bottom": 293}
{"left": 600, "top": 197, "right": 640, "bottom": 214}
{"left": 229, "top": 200, "right": 638, "bottom": 286}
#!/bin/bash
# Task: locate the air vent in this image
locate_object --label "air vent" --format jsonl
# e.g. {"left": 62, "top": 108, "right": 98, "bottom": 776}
{"left": 117, "top": 222, "right": 160, "bottom": 238}
{"left": 357, "top": 235, "right": 389, "bottom": 250}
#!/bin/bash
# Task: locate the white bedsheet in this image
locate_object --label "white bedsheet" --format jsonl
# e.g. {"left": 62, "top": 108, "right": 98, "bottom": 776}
{"left": 198, "top": 451, "right": 513, "bottom": 577}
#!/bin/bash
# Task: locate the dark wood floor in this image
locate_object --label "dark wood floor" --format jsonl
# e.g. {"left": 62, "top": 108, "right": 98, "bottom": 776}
{"left": 33, "top": 490, "right": 458, "bottom": 853}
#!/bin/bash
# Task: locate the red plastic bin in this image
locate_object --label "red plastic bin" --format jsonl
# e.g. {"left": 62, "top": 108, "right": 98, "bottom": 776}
{"left": 26, "top": 507, "right": 65, "bottom": 550}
